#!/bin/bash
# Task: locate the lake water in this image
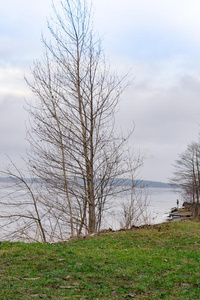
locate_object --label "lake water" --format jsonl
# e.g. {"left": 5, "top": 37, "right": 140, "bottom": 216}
{"left": 0, "top": 185, "right": 182, "bottom": 241}
{"left": 101, "top": 187, "right": 182, "bottom": 229}
{"left": 146, "top": 187, "right": 182, "bottom": 224}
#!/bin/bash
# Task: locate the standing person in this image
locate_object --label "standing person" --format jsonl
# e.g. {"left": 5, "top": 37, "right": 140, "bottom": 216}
{"left": 176, "top": 199, "right": 179, "bottom": 209}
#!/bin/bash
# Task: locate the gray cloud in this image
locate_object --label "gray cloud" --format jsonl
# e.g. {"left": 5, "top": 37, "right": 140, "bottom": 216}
{"left": 0, "top": 94, "right": 27, "bottom": 169}
{"left": 116, "top": 72, "right": 200, "bottom": 181}
{"left": 1, "top": 0, "right": 200, "bottom": 182}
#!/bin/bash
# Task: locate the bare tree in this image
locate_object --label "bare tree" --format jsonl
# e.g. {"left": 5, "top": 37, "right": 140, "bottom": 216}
{"left": 171, "top": 142, "right": 200, "bottom": 217}
{"left": 0, "top": 0, "right": 143, "bottom": 241}
{"left": 119, "top": 152, "right": 150, "bottom": 229}
{"left": 120, "top": 187, "right": 150, "bottom": 229}
{"left": 25, "top": 0, "right": 138, "bottom": 235}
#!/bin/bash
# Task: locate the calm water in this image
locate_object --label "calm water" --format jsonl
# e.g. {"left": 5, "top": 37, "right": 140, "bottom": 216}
{"left": 147, "top": 187, "right": 182, "bottom": 224}
{"left": 102, "top": 187, "right": 182, "bottom": 229}
{"left": 0, "top": 185, "right": 182, "bottom": 241}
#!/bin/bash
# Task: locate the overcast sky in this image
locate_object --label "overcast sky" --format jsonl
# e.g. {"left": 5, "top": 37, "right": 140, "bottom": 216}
{"left": 1, "top": 0, "right": 200, "bottom": 182}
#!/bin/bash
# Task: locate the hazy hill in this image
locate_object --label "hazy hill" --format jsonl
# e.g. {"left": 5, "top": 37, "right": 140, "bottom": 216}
{"left": 137, "top": 180, "right": 172, "bottom": 188}
{"left": 0, "top": 177, "right": 173, "bottom": 188}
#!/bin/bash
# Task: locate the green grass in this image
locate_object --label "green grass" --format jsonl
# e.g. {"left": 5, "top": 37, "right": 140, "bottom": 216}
{"left": 0, "top": 221, "right": 200, "bottom": 299}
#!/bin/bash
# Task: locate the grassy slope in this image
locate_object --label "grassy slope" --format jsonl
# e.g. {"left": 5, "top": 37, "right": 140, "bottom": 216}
{"left": 0, "top": 221, "right": 200, "bottom": 300}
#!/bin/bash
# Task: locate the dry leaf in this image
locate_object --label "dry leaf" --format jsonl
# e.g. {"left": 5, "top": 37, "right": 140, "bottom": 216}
{"left": 63, "top": 276, "right": 72, "bottom": 281}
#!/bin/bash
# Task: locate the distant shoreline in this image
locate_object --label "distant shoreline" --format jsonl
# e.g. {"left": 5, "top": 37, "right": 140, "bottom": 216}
{"left": 0, "top": 177, "right": 178, "bottom": 189}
